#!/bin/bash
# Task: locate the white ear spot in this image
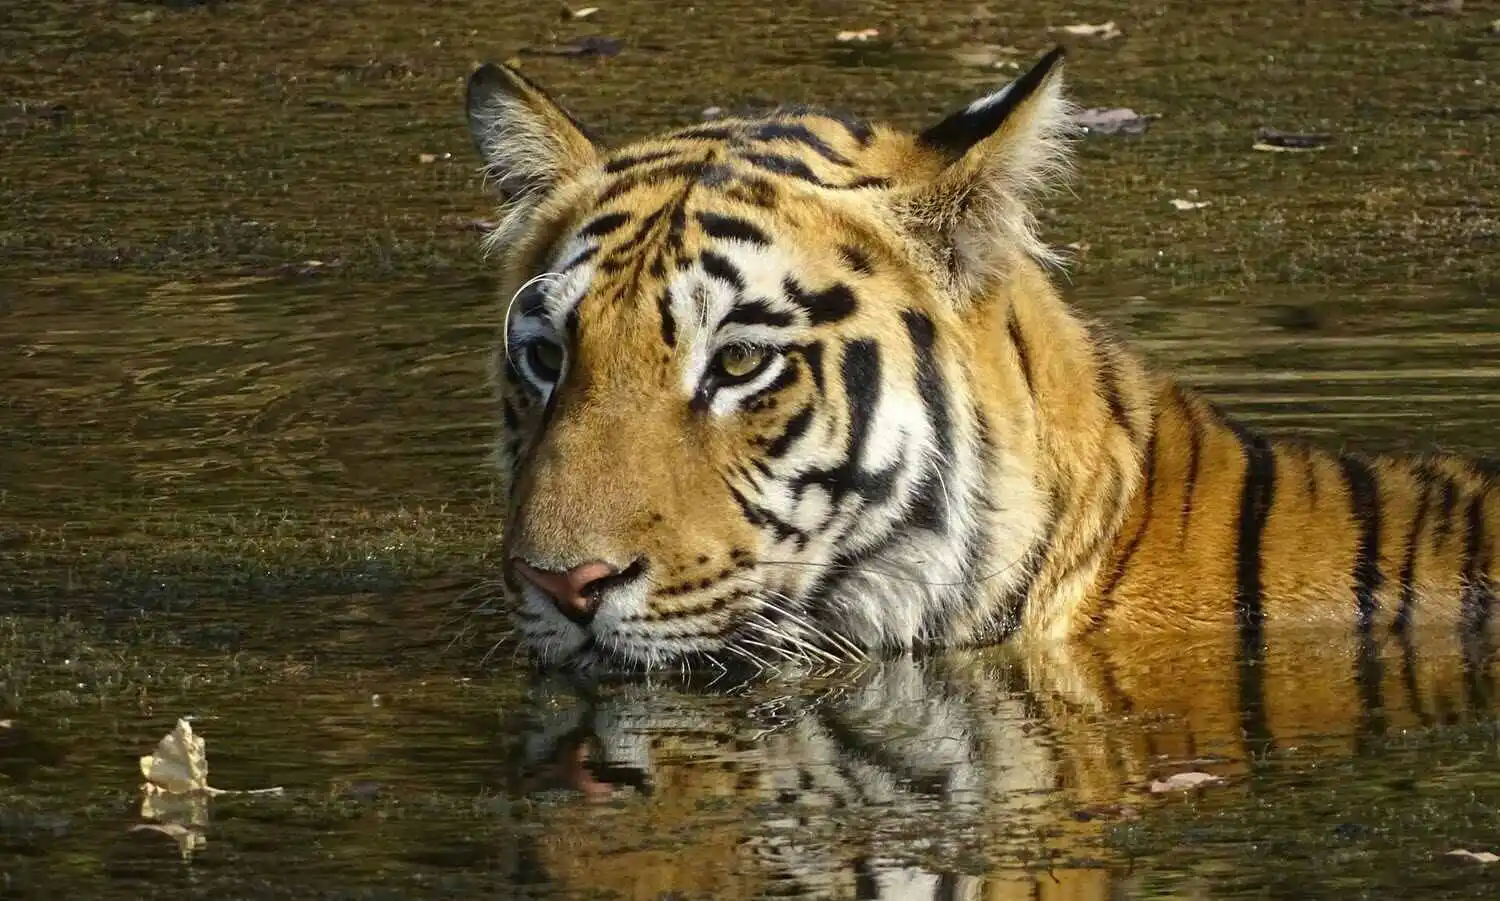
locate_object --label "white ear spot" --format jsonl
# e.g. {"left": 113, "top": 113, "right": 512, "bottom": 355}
{"left": 964, "top": 83, "right": 1015, "bottom": 116}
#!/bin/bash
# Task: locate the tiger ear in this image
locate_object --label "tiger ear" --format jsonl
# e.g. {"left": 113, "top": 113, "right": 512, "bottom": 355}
{"left": 896, "top": 47, "right": 1075, "bottom": 298}
{"left": 466, "top": 62, "right": 601, "bottom": 225}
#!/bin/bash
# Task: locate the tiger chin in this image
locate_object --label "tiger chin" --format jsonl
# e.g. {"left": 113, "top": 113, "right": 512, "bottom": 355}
{"left": 465, "top": 47, "right": 1498, "bottom": 672}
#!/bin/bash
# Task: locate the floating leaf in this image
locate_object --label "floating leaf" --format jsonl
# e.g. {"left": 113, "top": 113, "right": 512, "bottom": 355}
{"left": 1446, "top": 848, "right": 1500, "bottom": 863}
{"left": 564, "top": 5, "right": 600, "bottom": 19}
{"left": 1075, "top": 107, "right": 1157, "bottom": 136}
{"left": 1149, "top": 771, "right": 1223, "bottom": 792}
{"left": 1052, "top": 21, "right": 1122, "bottom": 40}
{"left": 835, "top": 28, "right": 881, "bottom": 43}
{"left": 1253, "top": 128, "right": 1333, "bottom": 152}
{"left": 140, "top": 718, "right": 209, "bottom": 795}
{"left": 138, "top": 717, "right": 284, "bottom": 797}
{"left": 1169, "top": 198, "right": 1211, "bottom": 211}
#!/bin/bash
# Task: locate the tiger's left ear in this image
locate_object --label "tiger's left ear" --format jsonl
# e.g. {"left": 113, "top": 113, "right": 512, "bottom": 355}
{"left": 466, "top": 63, "right": 602, "bottom": 246}
{"left": 895, "top": 47, "right": 1075, "bottom": 298}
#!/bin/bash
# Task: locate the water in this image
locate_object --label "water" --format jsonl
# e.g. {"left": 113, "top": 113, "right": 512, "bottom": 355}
{"left": 4, "top": 0, "right": 1500, "bottom": 898}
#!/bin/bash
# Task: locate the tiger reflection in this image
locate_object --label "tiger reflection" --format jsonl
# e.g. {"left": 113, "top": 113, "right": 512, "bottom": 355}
{"left": 510, "top": 630, "right": 1495, "bottom": 900}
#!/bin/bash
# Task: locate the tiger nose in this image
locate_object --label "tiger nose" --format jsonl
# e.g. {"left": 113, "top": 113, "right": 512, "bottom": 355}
{"left": 513, "top": 559, "right": 622, "bottom": 625}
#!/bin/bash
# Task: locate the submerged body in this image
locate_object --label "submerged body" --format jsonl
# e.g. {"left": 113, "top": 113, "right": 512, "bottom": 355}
{"left": 465, "top": 48, "right": 1497, "bottom": 671}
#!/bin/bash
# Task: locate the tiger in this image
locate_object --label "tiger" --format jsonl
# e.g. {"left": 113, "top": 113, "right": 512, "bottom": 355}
{"left": 464, "top": 46, "right": 1499, "bottom": 672}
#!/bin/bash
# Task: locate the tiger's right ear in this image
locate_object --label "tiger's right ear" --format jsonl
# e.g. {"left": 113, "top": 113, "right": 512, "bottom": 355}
{"left": 466, "top": 63, "right": 601, "bottom": 210}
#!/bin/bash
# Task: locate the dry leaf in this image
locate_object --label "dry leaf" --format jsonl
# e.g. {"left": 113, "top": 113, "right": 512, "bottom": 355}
{"left": 1053, "top": 21, "right": 1122, "bottom": 40}
{"left": 1149, "top": 771, "right": 1223, "bottom": 792}
{"left": 1446, "top": 849, "right": 1500, "bottom": 864}
{"left": 138, "top": 717, "right": 284, "bottom": 797}
{"left": 835, "top": 28, "right": 880, "bottom": 42}
{"left": 1169, "top": 198, "right": 1211, "bottom": 211}
{"left": 140, "top": 718, "right": 209, "bottom": 794}
{"left": 566, "top": 5, "right": 600, "bottom": 19}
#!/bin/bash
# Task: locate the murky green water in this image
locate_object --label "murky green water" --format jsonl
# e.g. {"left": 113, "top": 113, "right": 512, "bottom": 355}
{"left": 4, "top": 1, "right": 1500, "bottom": 898}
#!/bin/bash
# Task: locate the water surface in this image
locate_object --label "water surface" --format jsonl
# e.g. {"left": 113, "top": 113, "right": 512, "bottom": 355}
{"left": 3, "top": 0, "right": 1500, "bottom": 898}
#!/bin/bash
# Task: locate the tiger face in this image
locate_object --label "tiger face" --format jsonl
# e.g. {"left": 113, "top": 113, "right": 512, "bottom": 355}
{"left": 467, "top": 50, "right": 1130, "bottom": 670}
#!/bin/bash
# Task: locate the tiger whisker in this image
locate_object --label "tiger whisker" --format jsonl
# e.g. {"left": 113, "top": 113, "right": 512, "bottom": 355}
{"left": 745, "top": 612, "right": 842, "bottom": 665}
{"left": 743, "top": 582, "right": 868, "bottom": 661}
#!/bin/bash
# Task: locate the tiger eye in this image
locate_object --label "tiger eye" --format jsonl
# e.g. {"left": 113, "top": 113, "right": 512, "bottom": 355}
{"left": 526, "top": 340, "right": 564, "bottom": 381}
{"left": 714, "top": 345, "right": 766, "bottom": 380}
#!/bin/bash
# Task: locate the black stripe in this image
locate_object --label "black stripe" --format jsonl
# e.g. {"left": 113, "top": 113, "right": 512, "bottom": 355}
{"left": 829, "top": 112, "right": 873, "bottom": 147}
{"left": 904, "top": 310, "right": 954, "bottom": 532}
{"left": 699, "top": 251, "right": 746, "bottom": 292}
{"left": 1233, "top": 424, "right": 1277, "bottom": 654}
{"left": 800, "top": 341, "right": 825, "bottom": 395}
{"left": 765, "top": 405, "right": 814, "bottom": 459}
{"left": 740, "top": 152, "right": 827, "bottom": 186}
{"left": 698, "top": 163, "right": 735, "bottom": 187}
{"left": 1230, "top": 417, "right": 1276, "bottom": 761}
{"left": 598, "top": 213, "right": 671, "bottom": 274}
{"left": 837, "top": 340, "right": 879, "bottom": 471}
{"left": 695, "top": 211, "right": 769, "bottom": 246}
{"left": 576, "top": 211, "right": 631, "bottom": 240}
{"left": 604, "top": 150, "right": 680, "bottom": 174}
{"left": 845, "top": 175, "right": 891, "bottom": 189}
{"left": 1394, "top": 465, "right": 1436, "bottom": 634}
{"left": 557, "top": 243, "right": 600, "bottom": 273}
{"left": 1434, "top": 476, "right": 1459, "bottom": 547}
{"left": 1177, "top": 387, "right": 1204, "bottom": 545}
{"left": 750, "top": 122, "right": 852, "bottom": 166}
{"left": 837, "top": 244, "right": 874, "bottom": 276}
{"left": 755, "top": 359, "right": 800, "bottom": 398}
{"left": 1354, "top": 632, "right": 1387, "bottom": 751}
{"left": 1095, "top": 347, "right": 1134, "bottom": 440}
{"left": 1339, "top": 454, "right": 1384, "bottom": 632}
{"left": 514, "top": 281, "right": 549, "bottom": 317}
{"left": 725, "top": 176, "right": 779, "bottom": 209}
{"left": 1098, "top": 429, "right": 1159, "bottom": 603}
{"left": 1301, "top": 445, "right": 1320, "bottom": 505}
{"left": 783, "top": 277, "right": 857, "bottom": 325}
{"left": 1005, "top": 307, "right": 1035, "bottom": 398}
{"left": 664, "top": 195, "right": 691, "bottom": 250}
{"left": 788, "top": 340, "right": 880, "bottom": 505}
{"left": 720, "top": 299, "right": 794, "bottom": 330}
{"left": 1460, "top": 494, "right": 1495, "bottom": 632}
{"left": 1396, "top": 627, "right": 1432, "bottom": 726}
{"left": 657, "top": 287, "right": 677, "bottom": 348}
{"left": 597, "top": 160, "right": 707, "bottom": 203}
{"left": 725, "top": 482, "right": 809, "bottom": 548}
{"left": 1462, "top": 630, "right": 1496, "bottom": 713}
{"left": 668, "top": 125, "right": 738, "bottom": 142}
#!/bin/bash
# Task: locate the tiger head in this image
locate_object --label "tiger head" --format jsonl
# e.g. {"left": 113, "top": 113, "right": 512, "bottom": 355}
{"left": 467, "top": 49, "right": 1143, "bottom": 670}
